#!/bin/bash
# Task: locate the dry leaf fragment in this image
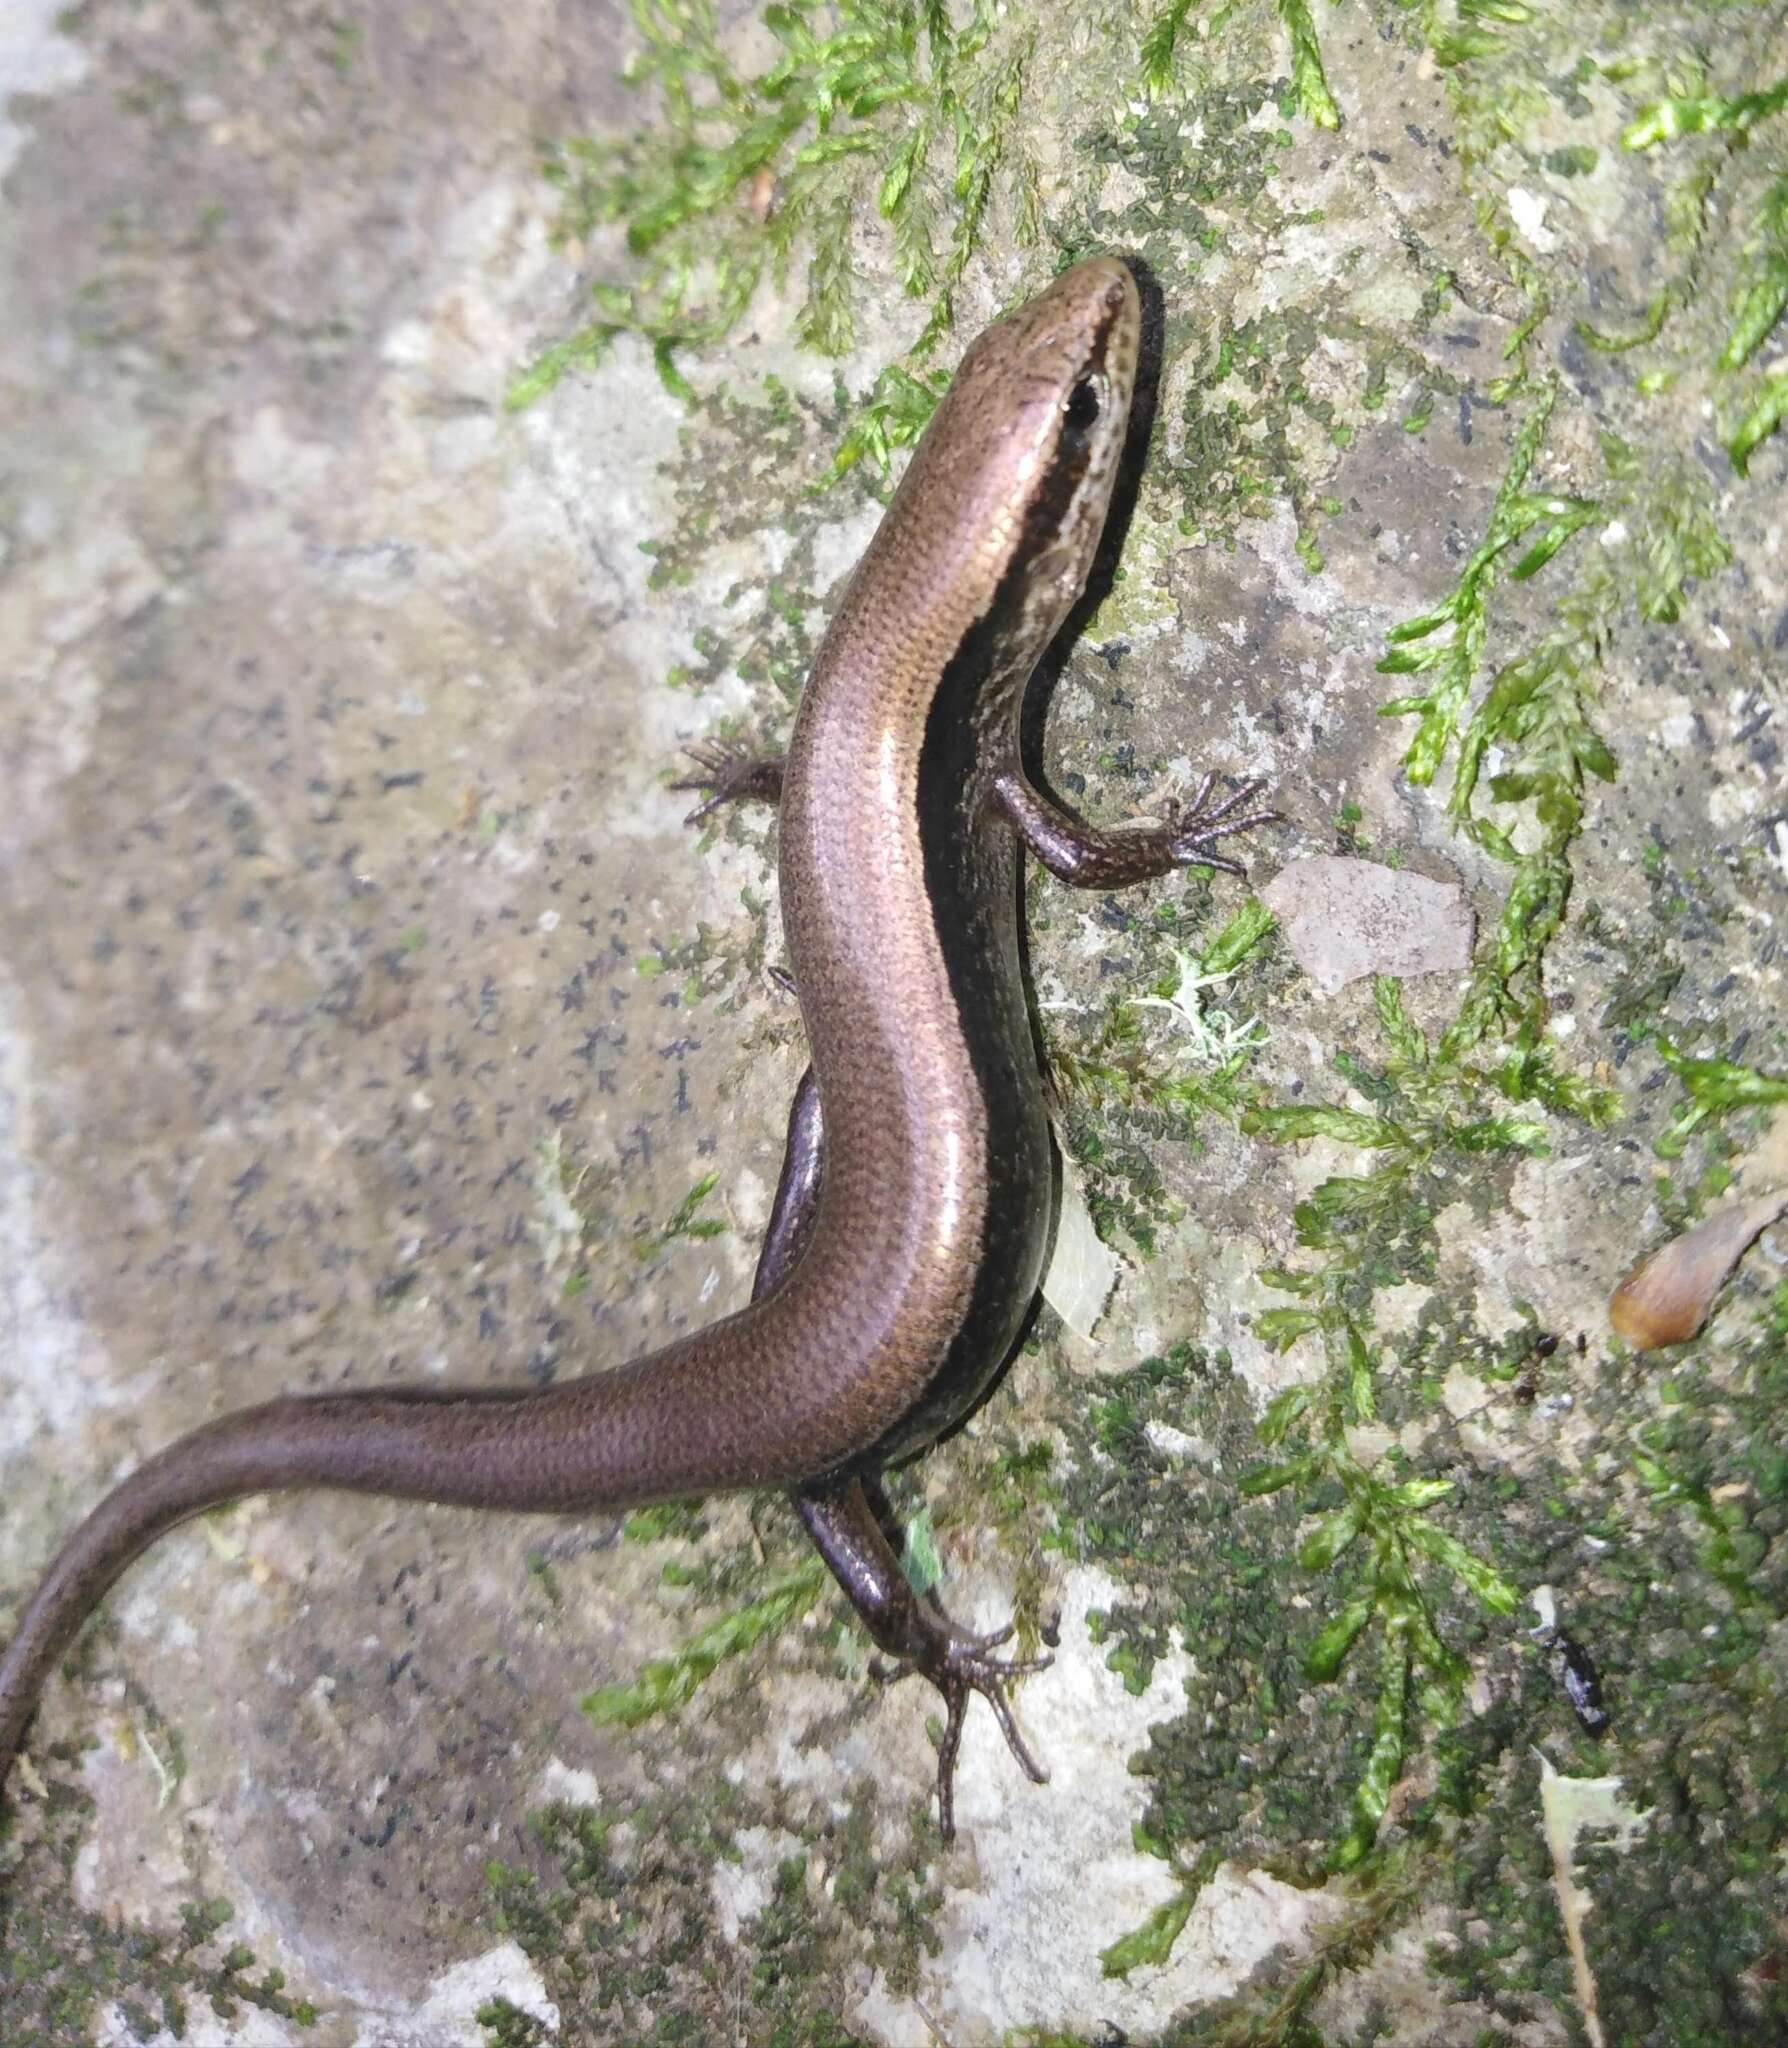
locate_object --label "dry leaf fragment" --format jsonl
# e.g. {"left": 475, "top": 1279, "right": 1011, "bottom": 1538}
{"left": 1041, "top": 1161, "right": 1121, "bottom": 1339}
{"left": 1608, "top": 1189, "right": 1788, "bottom": 1349}
{"left": 1537, "top": 1751, "right": 1649, "bottom": 2048}
{"left": 744, "top": 165, "right": 777, "bottom": 223}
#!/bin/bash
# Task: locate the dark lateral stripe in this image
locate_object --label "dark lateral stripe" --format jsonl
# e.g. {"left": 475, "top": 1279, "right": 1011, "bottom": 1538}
{"left": 849, "top": 298, "right": 1125, "bottom": 1468}
{"left": 876, "top": 651, "right": 1049, "bottom": 1467}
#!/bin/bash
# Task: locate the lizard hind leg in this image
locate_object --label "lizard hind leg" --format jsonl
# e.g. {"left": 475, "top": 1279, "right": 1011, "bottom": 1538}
{"left": 792, "top": 1476, "right": 1051, "bottom": 1843}
{"left": 753, "top": 1072, "right": 1050, "bottom": 1841}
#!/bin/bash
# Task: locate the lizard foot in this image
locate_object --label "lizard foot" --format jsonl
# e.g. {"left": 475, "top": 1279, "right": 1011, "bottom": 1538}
{"left": 669, "top": 738, "right": 785, "bottom": 823}
{"left": 872, "top": 1619, "right": 1052, "bottom": 1842}
{"left": 1159, "top": 771, "right": 1278, "bottom": 875}
{"left": 791, "top": 1480, "right": 1050, "bottom": 1843}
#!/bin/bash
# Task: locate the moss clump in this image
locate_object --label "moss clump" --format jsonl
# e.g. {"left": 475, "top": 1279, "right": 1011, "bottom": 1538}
{"left": 477, "top": 1995, "right": 553, "bottom": 2047}
{"left": 580, "top": 1558, "right": 826, "bottom": 1730}
{"left": 0, "top": 1794, "right": 320, "bottom": 2042}
{"left": 1051, "top": 1348, "right": 1366, "bottom": 1873}
{"left": 518, "top": 3, "right": 1354, "bottom": 487}
{"left": 511, "top": 1, "right": 1055, "bottom": 408}
{"left": 475, "top": 1782, "right": 939, "bottom": 2041}
{"left": 640, "top": 372, "right": 846, "bottom": 706}
{"left": 1438, "top": 1284, "right": 1788, "bottom": 2041}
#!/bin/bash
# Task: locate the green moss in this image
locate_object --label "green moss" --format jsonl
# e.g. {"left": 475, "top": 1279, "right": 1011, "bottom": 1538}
{"left": 1047, "top": 896, "right": 1280, "bottom": 1239}
{"left": 1185, "top": 221, "right": 1764, "bottom": 1856}
{"left": 518, "top": 2, "right": 1351, "bottom": 430}
{"left": 1436, "top": 1289, "right": 1788, "bottom": 2040}
{"left": 624, "top": 1501, "right": 710, "bottom": 1545}
{"left": 1569, "top": 45, "right": 1788, "bottom": 467}
{"left": 0, "top": 1798, "right": 321, "bottom": 2040}
{"left": 1545, "top": 142, "right": 1598, "bottom": 176}
{"left": 1098, "top": 1869, "right": 1204, "bottom": 1978}
{"left": 1055, "top": 1271, "right": 1788, "bottom": 2025}
{"left": 1647, "top": 1040, "right": 1788, "bottom": 1160}
{"left": 477, "top": 1996, "right": 552, "bottom": 2047}
{"left": 581, "top": 1558, "right": 826, "bottom": 1729}
{"left": 642, "top": 1170, "right": 729, "bottom": 1253}
{"left": 468, "top": 1778, "right": 941, "bottom": 2039}
{"left": 1054, "top": 1353, "right": 1345, "bottom": 1864}
{"left": 512, "top": 2, "right": 1040, "bottom": 407}
{"left": 1154, "top": 1844, "right": 1426, "bottom": 2045}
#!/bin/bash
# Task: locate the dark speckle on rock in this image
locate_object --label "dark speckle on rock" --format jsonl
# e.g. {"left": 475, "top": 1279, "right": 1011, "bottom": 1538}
{"left": 1558, "top": 324, "right": 1599, "bottom": 393}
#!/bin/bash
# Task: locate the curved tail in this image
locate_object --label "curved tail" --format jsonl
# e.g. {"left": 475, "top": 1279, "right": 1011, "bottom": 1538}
{"left": 0, "top": 1314, "right": 826, "bottom": 1796}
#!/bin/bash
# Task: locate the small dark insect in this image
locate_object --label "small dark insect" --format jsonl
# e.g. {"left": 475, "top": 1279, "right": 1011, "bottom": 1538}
{"left": 1513, "top": 1329, "right": 1559, "bottom": 1403}
{"left": 1534, "top": 1624, "right": 1610, "bottom": 1733}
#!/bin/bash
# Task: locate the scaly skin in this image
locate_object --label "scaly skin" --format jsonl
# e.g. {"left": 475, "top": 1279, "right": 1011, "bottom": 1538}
{"left": 1, "top": 256, "right": 1270, "bottom": 1840}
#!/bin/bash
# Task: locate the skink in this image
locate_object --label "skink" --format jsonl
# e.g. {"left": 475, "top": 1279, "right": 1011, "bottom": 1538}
{"left": 0, "top": 255, "right": 1267, "bottom": 1840}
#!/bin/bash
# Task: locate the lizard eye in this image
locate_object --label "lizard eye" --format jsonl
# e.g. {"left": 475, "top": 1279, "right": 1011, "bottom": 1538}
{"left": 1063, "top": 379, "right": 1100, "bottom": 437}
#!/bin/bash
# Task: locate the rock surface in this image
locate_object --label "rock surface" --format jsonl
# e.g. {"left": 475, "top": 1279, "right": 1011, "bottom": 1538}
{"left": 2, "top": 3, "right": 1785, "bottom": 2044}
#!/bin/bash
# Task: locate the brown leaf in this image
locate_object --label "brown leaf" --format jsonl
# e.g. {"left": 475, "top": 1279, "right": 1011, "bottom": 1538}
{"left": 1609, "top": 1190, "right": 1788, "bottom": 1350}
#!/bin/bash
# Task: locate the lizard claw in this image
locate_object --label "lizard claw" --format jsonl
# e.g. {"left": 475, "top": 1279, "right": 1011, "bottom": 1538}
{"left": 792, "top": 1486, "right": 1053, "bottom": 1843}
{"left": 668, "top": 739, "right": 785, "bottom": 824}
{"left": 1159, "top": 772, "right": 1278, "bottom": 875}
{"left": 873, "top": 1626, "right": 1053, "bottom": 1840}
